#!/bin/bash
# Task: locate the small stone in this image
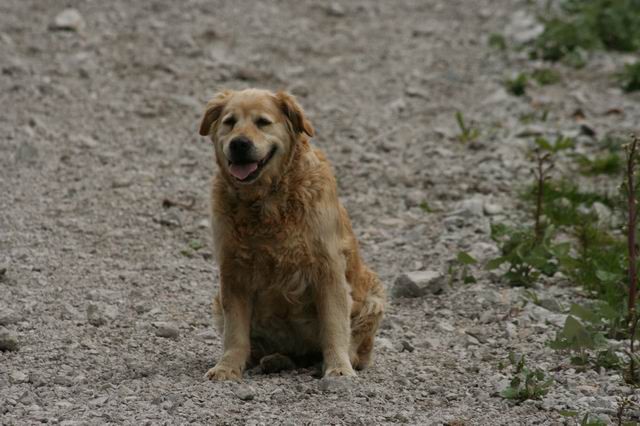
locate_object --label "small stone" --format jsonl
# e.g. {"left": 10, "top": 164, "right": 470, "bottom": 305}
{"left": 0, "top": 308, "right": 21, "bottom": 325}
{"left": 400, "top": 340, "right": 415, "bottom": 352}
{"left": 234, "top": 384, "right": 256, "bottom": 401}
{"left": 0, "top": 327, "right": 19, "bottom": 351}
{"left": 376, "top": 337, "right": 395, "bottom": 351}
{"left": 451, "top": 198, "right": 484, "bottom": 218}
{"left": 14, "top": 142, "right": 38, "bottom": 165}
{"left": 10, "top": 370, "right": 29, "bottom": 384}
{"left": 86, "top": 303, "right": 106, "bottom": 327}
{"left": 436, "top": 321, "right": 455, "bottom": 333}
{"left": 154, "top": 322, "right": 179, "bottom": 339}
{"left": 483, "top": 203, "right": 503, "bottom": 215}
{"left": 505, "top": 322, "right": 517, "bottom": 339}
{"left": 318, "top": 376, "right": 353, "bottom": 393}
{"left": 195, "top": 330, "right": 217, "bottom": 341}
{"left": 392, "top": 270, "right": 446, "bottom": 298}
{"left": 537, "top": 298, "right": 563, "bottom": 312}
{"left": 50, "top": 9, "right": 85, "bottom": 32}
{"left": 324, "top": 3, "right": 346, "bottom": 17}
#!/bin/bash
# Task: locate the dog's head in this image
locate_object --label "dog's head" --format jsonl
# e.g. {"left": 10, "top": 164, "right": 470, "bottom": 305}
{"left": 199, "top": 89, "right": 314, "bottom": 185}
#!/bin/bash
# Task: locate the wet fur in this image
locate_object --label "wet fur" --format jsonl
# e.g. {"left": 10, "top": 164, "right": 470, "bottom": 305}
{"left": 199, "top": 89, "right": 385, "bottom": 380}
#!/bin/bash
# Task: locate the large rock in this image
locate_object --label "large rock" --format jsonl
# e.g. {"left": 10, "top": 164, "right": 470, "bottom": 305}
{"left": 392, "top": 270, "right": 446, "bottom": 298}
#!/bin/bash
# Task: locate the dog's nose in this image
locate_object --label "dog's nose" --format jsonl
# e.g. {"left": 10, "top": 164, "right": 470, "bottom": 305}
{"left": 229, "top": 136, "right": 253, "bottom": 159}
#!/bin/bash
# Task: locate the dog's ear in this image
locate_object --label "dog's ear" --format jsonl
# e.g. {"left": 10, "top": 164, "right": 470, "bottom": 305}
{"left": 199, "top": 90, "right": 233, "bottom": 136}
{"left": 275, "top": 91, "right": 314, "bottom": 137}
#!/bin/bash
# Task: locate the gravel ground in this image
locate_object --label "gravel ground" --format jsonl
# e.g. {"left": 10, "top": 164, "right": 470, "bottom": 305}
{"left": 1, "top": 0, "right": 639, "bottom": 425}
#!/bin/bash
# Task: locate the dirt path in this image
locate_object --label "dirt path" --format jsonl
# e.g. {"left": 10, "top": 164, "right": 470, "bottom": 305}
{"left": 1, "top": 1, "right": 638, "bottom": 425}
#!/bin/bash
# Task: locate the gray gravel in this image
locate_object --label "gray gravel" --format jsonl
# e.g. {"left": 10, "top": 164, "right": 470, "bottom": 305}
{"left": 1, "top": 0, "right": 639, "bottom": 424}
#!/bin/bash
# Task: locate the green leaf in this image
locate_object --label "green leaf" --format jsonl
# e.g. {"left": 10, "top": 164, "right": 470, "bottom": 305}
{"left": 463, "top": 275, "right": 477, "bottom": 284}
{"left": 457, "top": 251, "right": 477, "bottom": 265}
{"left": 500, "top": 387, "right": 519, "bottom": 400}
{"left": 188, "top": 239, "right": 204, "bottom": 251}
{"left": 595, "top": 269, "right": 621, "bottom": 284}
{"left": 486, "top": 257, "right": 506, "bottom": 270}
{"left": 569, "top": 304, "right": 599, "bottom": 324}
{"left": 535, "top": 137, "right": 553, "bottom": 152}
{"left": 558, "top": 410, "right": 578, "bottom": 417}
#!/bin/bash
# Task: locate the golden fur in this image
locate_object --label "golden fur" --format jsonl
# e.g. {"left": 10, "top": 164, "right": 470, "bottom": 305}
{"left": 198, "top": 88, "right": 385, "bottom": 380}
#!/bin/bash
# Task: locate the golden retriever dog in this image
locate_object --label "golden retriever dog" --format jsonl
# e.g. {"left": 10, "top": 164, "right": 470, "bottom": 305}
{"left": 198, "top": 88, "right": 385, "bottom": 380}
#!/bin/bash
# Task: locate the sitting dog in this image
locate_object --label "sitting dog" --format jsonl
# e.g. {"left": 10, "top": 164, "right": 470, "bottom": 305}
{"left": 198, "top": 88, "right": 385, "bottom": 380}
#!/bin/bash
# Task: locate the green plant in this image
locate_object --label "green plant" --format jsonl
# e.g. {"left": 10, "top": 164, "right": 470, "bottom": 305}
{"left": 506, "top": 73, "right": 528, "bottom": 96}
{"left": 454, "top": 111, "right": 480, "bottom": 143}
{"left": 559, "top": 411, "right": 610, "bottom": 426}
{"left": 488, "top": 224, "right": 564, "bottom": 287}
{"left": 500, "top": 352, "right": 553, "bottom": 402}
{"left": 622, "top": 136, "right": 640, "bottom": 383}
{"left": 448, "top": 251, "right": 477, "bottom": 284}
{"left": 549, "top": 305, "right": 606, "bottom": 366}
{"left": 620, "top": 61, "right": 640, "bottom": 93}
{"left": 531, "top": 0, "right": 640, "bottom": 62}
{"left": 488, "top": 33, "right": 507, "bottom": 50}
{"left": 419, "top": 201, "right": 434, "bottom": 213}
{"left": 487, "top": 137, "right": 574, "bottom": 286}
{"left": 531, "top": 68, "right": 562, "bottom": 85}
{"left": 577, "top": 152, "right": 623, "bottom": 176}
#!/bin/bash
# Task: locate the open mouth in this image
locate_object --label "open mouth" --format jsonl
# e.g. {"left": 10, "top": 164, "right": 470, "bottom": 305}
{"left": 227, "top": 146, "right": 277, "bottom": 183}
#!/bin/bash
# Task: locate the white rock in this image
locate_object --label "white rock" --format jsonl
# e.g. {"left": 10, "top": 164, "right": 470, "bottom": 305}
{"left": 51, "top": 9, "right": 85, "bottom": 32}
{"left": 504, "top": 10, "right": 544, "bottom": 44}
{"left": 483, "top": 203, "right": 503, "bottom": 215}
{"left": 153, "top": 322, "right": 179, "bottom": 339}
{"left": 10, "top": 370, "right": 29, "bottom": 384}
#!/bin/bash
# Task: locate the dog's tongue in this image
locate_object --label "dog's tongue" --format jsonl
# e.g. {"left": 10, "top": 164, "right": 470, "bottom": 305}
{"left": 229, "top": 162, "right": 258, "bottom": 180}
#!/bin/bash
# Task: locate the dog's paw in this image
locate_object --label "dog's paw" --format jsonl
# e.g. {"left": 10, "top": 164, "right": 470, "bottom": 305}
{"left": 205, "top": 364, "right": 242, "bottom": 381}
{"left": 324, "top": 365, "right": 356, "bottom": 378}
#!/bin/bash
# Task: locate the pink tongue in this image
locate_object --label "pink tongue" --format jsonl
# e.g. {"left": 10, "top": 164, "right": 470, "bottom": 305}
{"left": 229, "top": 162, "right": 258, "bottom": 180}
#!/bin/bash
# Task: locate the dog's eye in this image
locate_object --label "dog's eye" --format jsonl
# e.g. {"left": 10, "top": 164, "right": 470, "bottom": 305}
{"left": 222, "top": 116, "right": 236, "bottom": 127}
{"left": 255, "top": 117, "right": 272, "bottom": 128}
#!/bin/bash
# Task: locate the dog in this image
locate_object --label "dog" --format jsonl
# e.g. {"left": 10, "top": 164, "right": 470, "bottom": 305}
{"left": 198, "top": 88, "right": 385, "bottom": 380}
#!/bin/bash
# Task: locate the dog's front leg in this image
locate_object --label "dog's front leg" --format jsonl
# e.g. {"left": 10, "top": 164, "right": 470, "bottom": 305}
{"left": 206, "top": 275, "right": 252, "bottom": 381}
{"left": 315, "top": 268, "right": 356, "bottom": 377}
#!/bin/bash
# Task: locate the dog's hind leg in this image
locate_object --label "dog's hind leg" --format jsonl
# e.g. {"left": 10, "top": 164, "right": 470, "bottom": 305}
{"left": 349, "top": 271, "right": 385, "bottom": 370}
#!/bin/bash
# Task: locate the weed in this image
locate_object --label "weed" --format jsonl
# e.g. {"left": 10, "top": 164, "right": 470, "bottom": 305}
{"left": 620, "top": 61, "right": 640, "bottom": 93}
{"left": 419, "top": 201, "right": 434, "bottom": 213}
{"left": 448, "top": 251, "right": 477, "bottom": 285}
{"left": 454, "top": 111, "right": 480, "bottom": 143}
{"left": 189, "top": 239, "right": 204, "bottom": 251}
{"left": 531, "top": 68, "right": 562, "bottom": 85}
{"left": 500, "top": 352, "right": 553, "bottom": 402}
{"left": 622, "top": 135, "right": 640, "bottom": 383}
{"left": 577, "top": 152, "right": 623, "bottom": 176}
{"left": 488, "top": 33, "right": 507, "bottom": 50}
{"left": 559, "top": 411, "right": 609, "bottom": 426}
{"left": 506, "top": 73, "right": 528, "bottom": 96}
{"left": 532, "top": 0, "right": 640, "bottom": 62}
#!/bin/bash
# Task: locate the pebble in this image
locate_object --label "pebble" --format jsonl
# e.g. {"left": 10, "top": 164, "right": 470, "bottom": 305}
{"left": 14, "top": 142, "right": 38, "bottom": 165}
{"left": 234, "top": 384, "right": 256, "bottom": 401}
{"left": 153, "top": 322, "right": 179, "bottom": 339}
{"left": 10, "top": 370, "right": 29, "bottom": 384}
{"left": 0, "top": 308, "right": 21, "bottom": 325}
{"left": 86, "top": 303, "right": 106, "bottom": 327}
{"left": 483, "top": 203, "right": 503, "bottom": 215}
{"left": 392, "top": 270, "right": 446, "bottom": 298}
{"left": 318, "top": 376, "right": 354, "bottom": 393}
{"left": 50, "top": 9, "right": 85, "bottom": 32}
{"left": 0, "top": 327, "right": 19, "bottom": 351}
